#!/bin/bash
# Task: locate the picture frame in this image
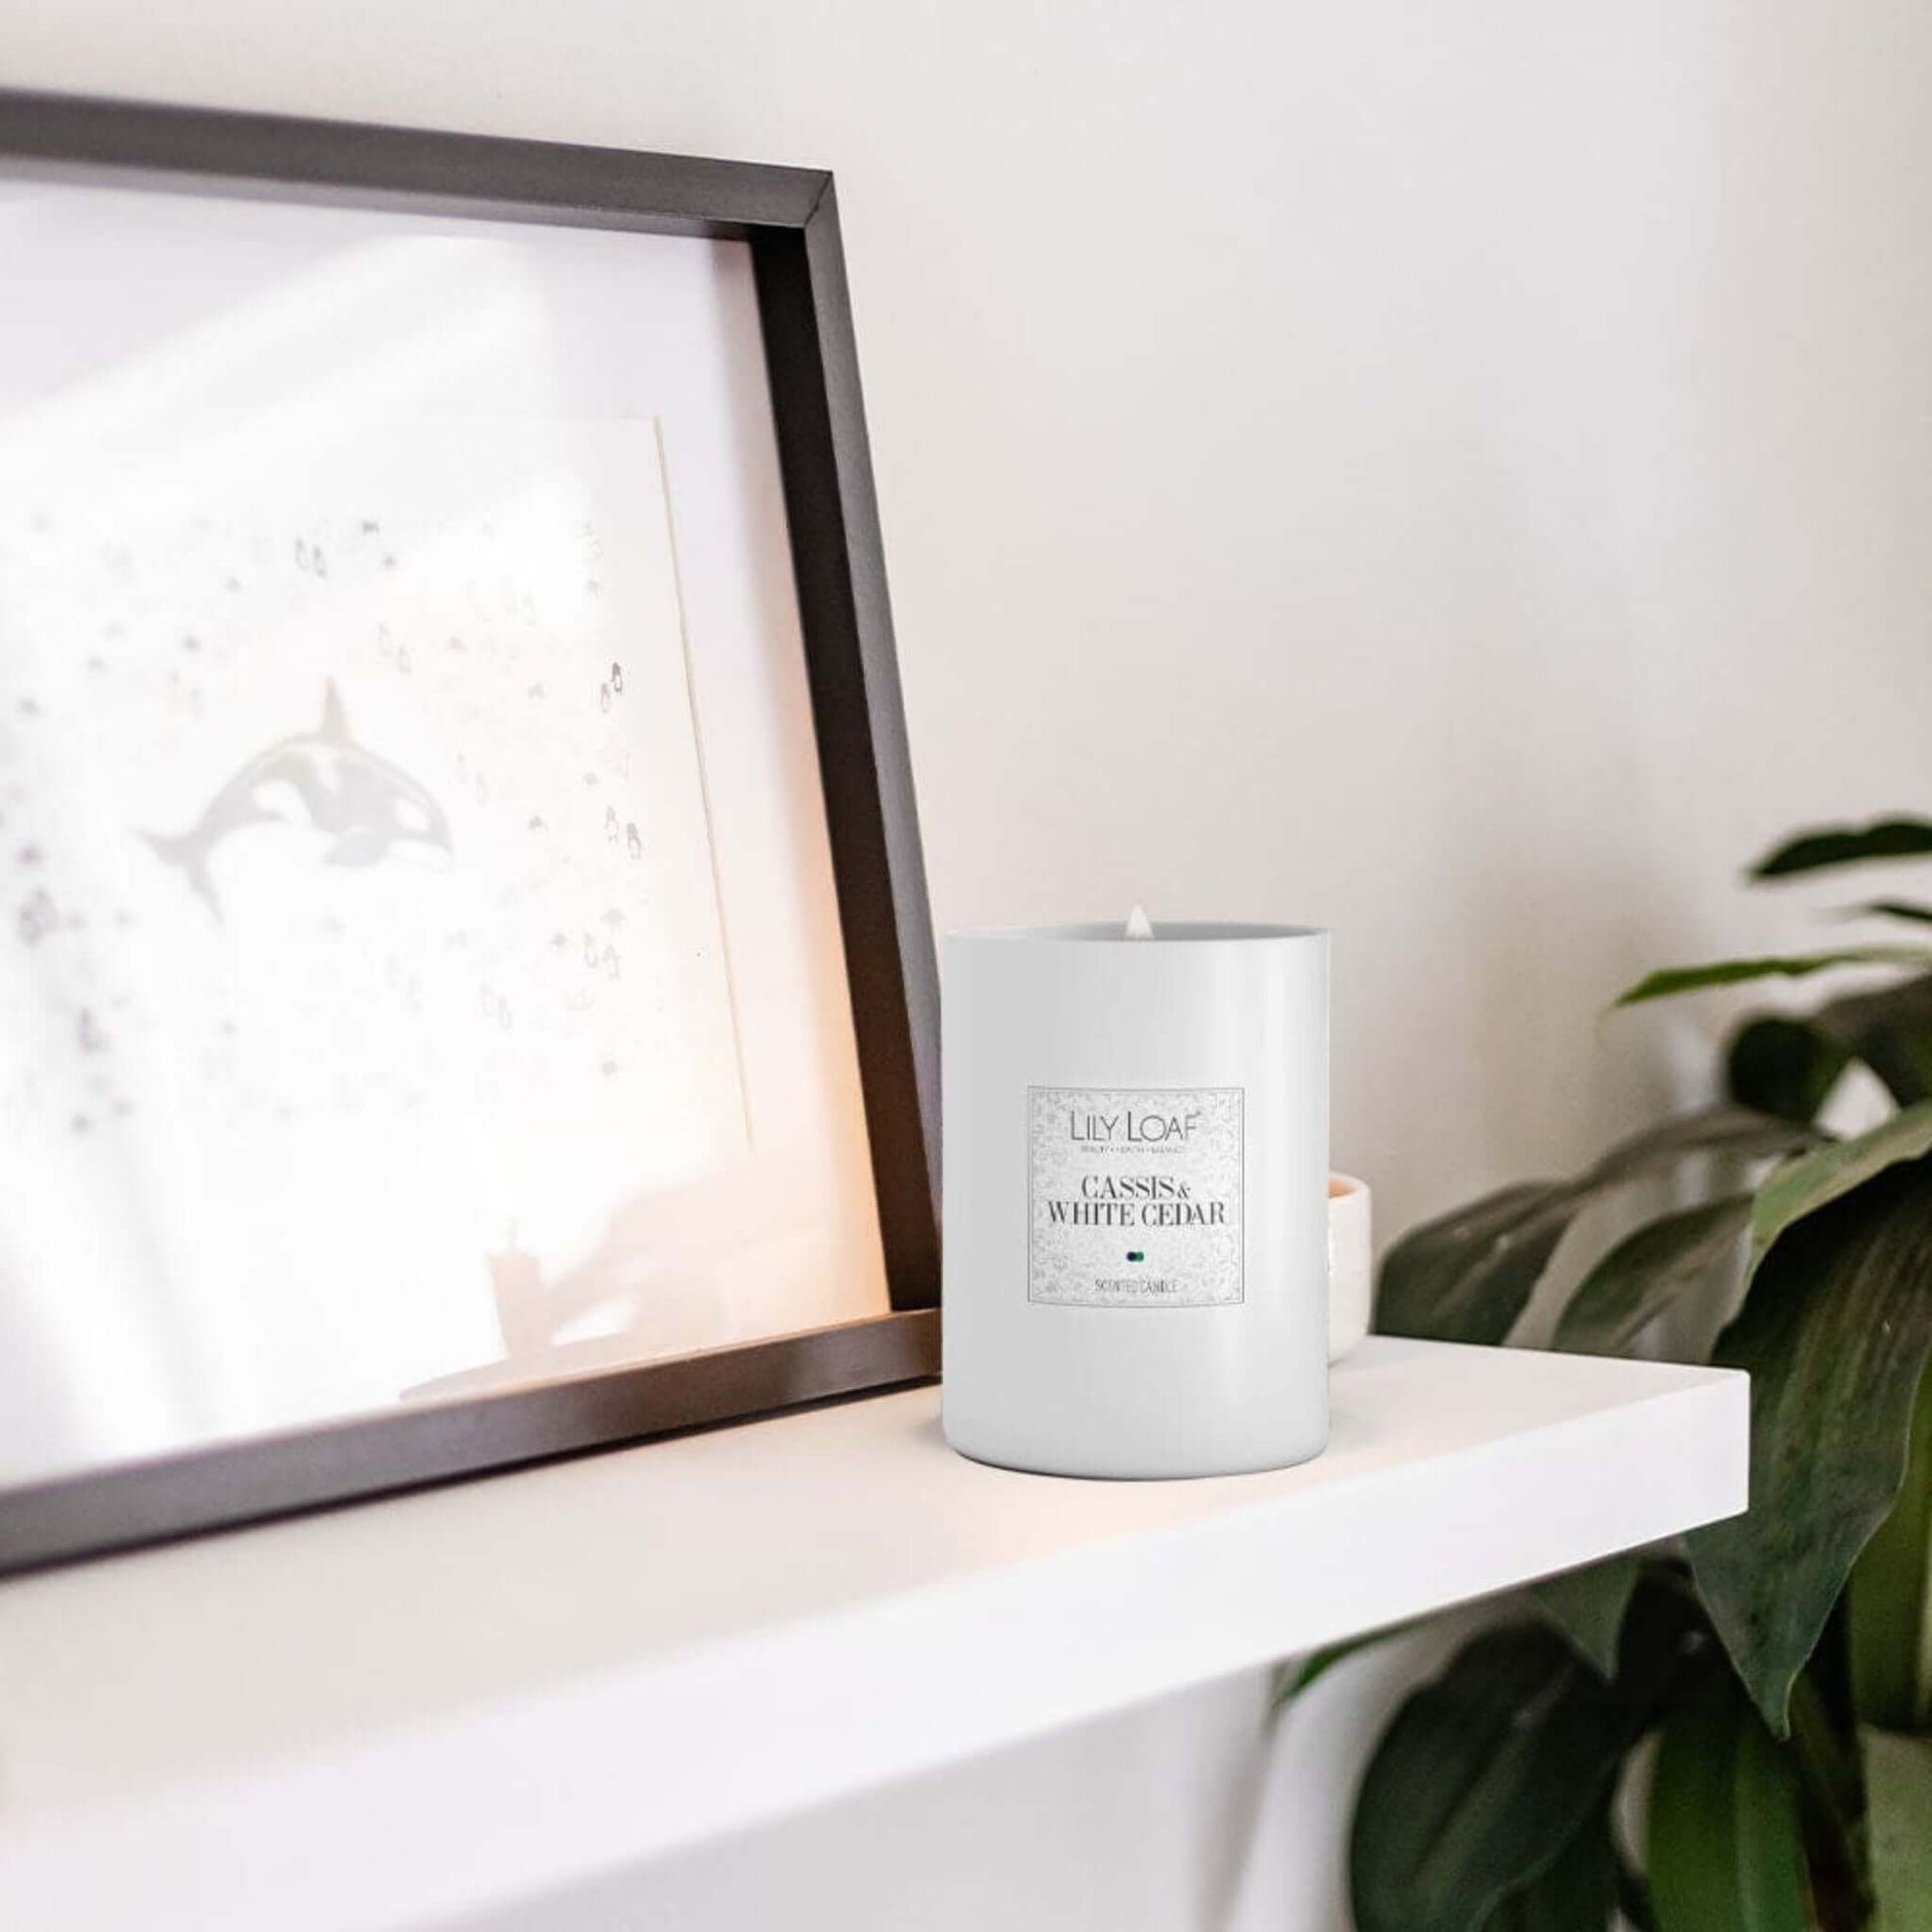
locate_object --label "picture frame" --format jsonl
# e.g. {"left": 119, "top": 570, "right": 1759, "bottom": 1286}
{"left": 0, "top": 88, "right": 940, "bottom": 1576}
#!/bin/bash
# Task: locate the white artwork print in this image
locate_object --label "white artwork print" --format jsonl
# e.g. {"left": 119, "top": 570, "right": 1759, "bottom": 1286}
{"left": 0, "top": 408, "right": 754, "bottom": 1472}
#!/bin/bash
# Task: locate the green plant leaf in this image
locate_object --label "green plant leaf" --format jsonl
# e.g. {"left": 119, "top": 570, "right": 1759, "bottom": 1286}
{"left": 1616, "top": 948, "right": 1932, "bottom": 1007}
{"left": 1617, "top": 1857, "right": 1659, "bottom": 1932}
{"left": 1528, "top": 1557, "right": 1645, "bottom": 1678}
{"left": 1849, "top": 1361, "right": 1932, "bottom": 1732}
{"left": 1725, "top": 1017, "right": 1852, "bottom": 1126}
{"left": 1350, "top": 1579, "right": 1713, "bottom": 1932}
{"left": 1587, "top": 1107, "right": 1822, "bottom": 1183}
{"left": 1785, "top": 1669, "right": 1868, "bottom": 1916}
{"left": 1840, "top": 898, "right": 1932, "bottom": 927}
{"left": 1375, "top": 1181, "right": 1585, "bottom": 1344}
{"left": 1746, "top": 1099, "right": 1932, "bottom": 1266}
{"left": 1377, "top": 1109, "right": 1813, "bottom": 1346}
{"left": 1751, "top": 816, "right": 1932, "bottom": 879}
{"left": 1348, "top": 1625, "right": 1634, "bottom": 1932}
{"left": 1689, "top": 1106, "right": 1932, "bottom": 1732}
{"left": 1646, "top": 1675, "right": 1810, "bottom": 1932}
{"left": 1724, "top": 978, "right": 1932, "bottom": 1119}
{"left": 1268, "top": 1620, "right": 1415, "bottom": 1714}
{"left": 1810, "top": 972, "right": 1932, "bottom": 1107}
{"left": 1553, "top": 1195, "right": 1752, "bottom": 1357}
{"left": 1862, "top": 1727, "right": 1932, "bottom": 1932}
{"left": 1479, "top": 1802, "right": 1617, "bottom": 1931}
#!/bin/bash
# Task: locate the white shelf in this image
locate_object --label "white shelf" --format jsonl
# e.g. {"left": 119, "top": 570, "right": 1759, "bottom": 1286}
{"left": 0, "top": 1338, "right": 1745, "bottom": 1932}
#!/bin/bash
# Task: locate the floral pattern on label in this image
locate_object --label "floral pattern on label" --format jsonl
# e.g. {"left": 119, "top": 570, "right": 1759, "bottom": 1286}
{"left": 1027, "top": 1085, "right": 1244, "bottom": 1308}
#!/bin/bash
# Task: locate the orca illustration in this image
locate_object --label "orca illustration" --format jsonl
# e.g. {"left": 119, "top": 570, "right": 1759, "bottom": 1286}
{"left": 144, "top": 681, "right": 453, "bottom": 917}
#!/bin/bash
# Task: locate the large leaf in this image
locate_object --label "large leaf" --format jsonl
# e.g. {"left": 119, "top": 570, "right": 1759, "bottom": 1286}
{"left": 1724, "top": 978, "right": 1932, "bottom": 1121}
{"left": 1751, "top": 816, "right": 1932, "bottom": 879}
{"left": 1849, "top": 1359, "right": 1932, "bottom": 1732}
{"left": 1746, "top": 1100, "right": 1932, "bottom": 1266}
{"left": 1377, "top": 1109, "right": 1812, "bottom": 1345}
{"left": 1348, "top": 1626, "right": 1630, "bottom": 1932}
{"left": 1862, "top": 1727, "right": 1932, "bottom": 1932}
{"left": 1553, "top": 1195, "right": 1752, "bottom": 1357}
{"left": 1616, "top": 947, "right": 1931, "bottom": 1007}
{"left": 1376, "top": 1182, "right": 1585, "bottom": 1344}
{"left": 1646, "top": 1676, "right": 1810, "bottom": 1932}
{"left": 1587, "top": 1107, "right": 1821, "bottom": 1183}
{"left": 1725, "top": 1017, "right": 1852, "bottom": 1126}
{"left": 1689, "top": 1106, "right": 1932, "bottom": 1731}
{"left": 1479, "top": 1802, "right": 1616, "bottom": 1932}
{"left": 1350, "top": 1586, "right": 1705, "bottom": 1932}
{"left": 1529, "top": 1556, "right": 1644, "bottom": 1678}
{"left": 1810, "top": 972, "right": 1932, "bottom": 1107}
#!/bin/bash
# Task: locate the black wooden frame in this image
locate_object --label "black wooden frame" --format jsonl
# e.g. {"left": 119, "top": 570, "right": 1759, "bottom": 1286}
{"left": 0, "top": 89, "right": 941, "bottom": 1577}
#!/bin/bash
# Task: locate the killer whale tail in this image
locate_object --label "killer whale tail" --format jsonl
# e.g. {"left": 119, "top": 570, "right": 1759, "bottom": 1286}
{"left": 143, "top": 829, "right": 222, "bottom": 920}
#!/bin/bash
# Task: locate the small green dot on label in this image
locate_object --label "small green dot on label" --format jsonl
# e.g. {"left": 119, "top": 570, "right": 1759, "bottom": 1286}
{"left": 1126, "top": 1250, "right": 1145, "bottom": 1262}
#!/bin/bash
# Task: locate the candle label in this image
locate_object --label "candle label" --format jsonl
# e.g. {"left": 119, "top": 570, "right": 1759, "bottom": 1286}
{"left": 1028, "top": 1085, "right": 1244, "bottom": 1309}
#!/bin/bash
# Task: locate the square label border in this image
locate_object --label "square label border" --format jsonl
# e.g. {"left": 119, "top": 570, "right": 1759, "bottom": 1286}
{"left": 1025, "top": 1084, "right": 1246, "bottom": 1310}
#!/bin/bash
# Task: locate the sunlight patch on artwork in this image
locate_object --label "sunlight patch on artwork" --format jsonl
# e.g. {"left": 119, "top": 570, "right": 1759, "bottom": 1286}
{"left": 0, "top": 403, "right": 751, "bottom": 1468}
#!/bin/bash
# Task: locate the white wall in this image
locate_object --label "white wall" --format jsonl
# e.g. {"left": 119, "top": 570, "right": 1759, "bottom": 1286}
{"left": 7, "top": 3, "right": 1932, "bottom": 1926}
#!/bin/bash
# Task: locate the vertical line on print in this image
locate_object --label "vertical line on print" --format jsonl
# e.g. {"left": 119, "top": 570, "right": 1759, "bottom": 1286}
{"left": 652, "top": 415, "right": 757, "bottom": 1151}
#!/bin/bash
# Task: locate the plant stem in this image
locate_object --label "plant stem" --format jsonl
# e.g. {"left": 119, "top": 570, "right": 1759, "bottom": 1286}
{"left": 1787, "top": 1671, "right": 1873, "bottom": 1928}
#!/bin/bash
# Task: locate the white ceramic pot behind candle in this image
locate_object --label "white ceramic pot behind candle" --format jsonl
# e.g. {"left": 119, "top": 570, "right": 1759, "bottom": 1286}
{"left": 1326, "top": 1173, "right": 1373, "bottom": 1362}
{"left": 941, "top": 917, "right": 1329, "bottom": 1478}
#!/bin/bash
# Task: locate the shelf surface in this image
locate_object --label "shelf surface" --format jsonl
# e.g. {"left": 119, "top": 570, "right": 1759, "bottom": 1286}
{"left": 0, "top": 1337, "right": 1745, "bottom": 1931}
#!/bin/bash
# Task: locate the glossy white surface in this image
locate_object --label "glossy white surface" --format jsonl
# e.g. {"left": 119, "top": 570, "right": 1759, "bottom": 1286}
{"left": 0, "top": 1337, "right": 1745, "bottom": 1932}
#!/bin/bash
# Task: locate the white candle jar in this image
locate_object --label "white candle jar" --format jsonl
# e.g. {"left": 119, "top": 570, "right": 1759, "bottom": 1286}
{"left": 941, "top": 921, "right": 1329, "bottom": 1478}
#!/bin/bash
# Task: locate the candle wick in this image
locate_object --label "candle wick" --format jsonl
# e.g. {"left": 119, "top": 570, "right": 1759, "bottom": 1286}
{"left": 1124, "top": 904, "right": 1155, "bottom": 940}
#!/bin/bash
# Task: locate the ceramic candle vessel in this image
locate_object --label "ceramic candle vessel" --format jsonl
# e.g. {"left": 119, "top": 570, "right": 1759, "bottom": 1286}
{"left": 941, "top": 917, "right": 1329, "bottom": 1478}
